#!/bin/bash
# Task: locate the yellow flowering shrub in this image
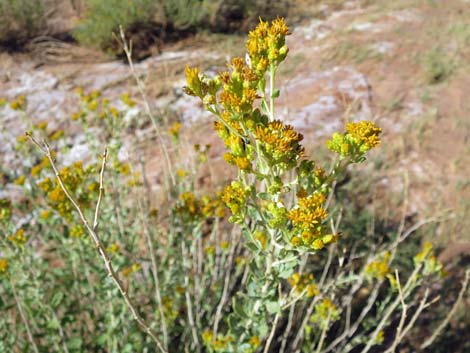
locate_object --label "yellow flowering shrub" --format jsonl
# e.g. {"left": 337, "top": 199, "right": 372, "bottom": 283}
{"left": 0, "top": 15, "right": 451, "bottom": 353}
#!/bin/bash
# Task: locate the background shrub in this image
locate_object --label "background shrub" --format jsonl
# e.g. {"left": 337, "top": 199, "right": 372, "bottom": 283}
{"left": 0, "top": 0, "right": 45, "bottom": 49}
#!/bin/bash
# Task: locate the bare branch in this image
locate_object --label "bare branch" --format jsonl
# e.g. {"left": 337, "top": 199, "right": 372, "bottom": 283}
{"left": 421, "top": 269, "right": 470, "bottom": 349}
{"left": 30, "top": 139, "right": 167, "bottom": 353}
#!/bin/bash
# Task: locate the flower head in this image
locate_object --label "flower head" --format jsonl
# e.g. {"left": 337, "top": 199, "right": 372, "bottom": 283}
{"left": 255, "top": 120, "right": 304, "bottom": 169}
{"left": 327, "top": 121, "right": 382, "bottom": 160}
{"left": 0, "top": 258, "right": 8, "bottom": 276}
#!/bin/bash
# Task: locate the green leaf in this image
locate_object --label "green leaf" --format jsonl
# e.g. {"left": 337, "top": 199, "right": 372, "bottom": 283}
{"left": 50, "top": 292, "right": 64, "bottom": 308}
{"left": 271, "top": 89, "right": 280, "bottom": 98}
{"left": 265, "top": 300, "right": 281, "bottom": 314}
{"left": 67, "top": 337, "right": 82, "bottom": 350}
{"left": 257, "top": 192, "right": 271, "bottom": 201}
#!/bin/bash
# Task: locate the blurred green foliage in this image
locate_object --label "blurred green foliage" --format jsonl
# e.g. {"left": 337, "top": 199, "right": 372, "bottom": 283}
{"left": 0, "top": 0, "right": 44, "bottom": 47}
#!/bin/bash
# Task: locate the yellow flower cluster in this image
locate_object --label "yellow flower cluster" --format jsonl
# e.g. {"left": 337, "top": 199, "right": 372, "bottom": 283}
{"left": 73, "top": 88, "right": 123, "bottom": 122}
{"left": 414, "top": 242, "right": 445, "bottom": 276}
{"left": 312, "top": 298, "right": 340, "bottom": 325}
{"left": 0, "top": 258, "right": 8, "bottom": 276}
{"left": 8, "top": 229, "right": 27, "bottom": 246}
{"left": 70, "top": 225, "right": 85, "bottom": 238}
{"left": 10, "top": 95, "right": 26, "bottom": 110}
{"left": 168, "top": 121, "right": 182, "bottom": 140}
{"left": 31, "top": 157, "right": 50, "bottom": 177}
{"left": 218, "top": 57, "right": 260, "bottom": 114}
{"left": 120, "top": 92, "right": 136, "bottom": 107}
{"left": 249, "top": 335, "right": 261, "bottom": 348}
{"left": 202, "top": 330, "right": 233, "bottom": 351}
{"left": 288, "top": 192, "right": 334, "bottom": 250}
{"left": 14, "top": 175, "right": 26, "bottom": 186}
{"left": 221, "top": 181, "right": 250, "bottom": 219}
{"left": 246, "top": 18, "right": 290, "bottom": 75}
{"left": 37, "top": 161, "right": 98, "bottom": 221}
{"left": 255, "top": 120, "right": 305, "bottom": 170}
{"left": 122, "top": 263, "right": 142, "bottom": 277}
{"left": 346, "top": 121, "right": 382, "bottom": 149}
{"left": 364, "top": 252, "right": 391, "bottom": 280}
{"left": 288, "top": 272, "right": 319, "bottom": 297}
{"left": 175, "top": 191, "right": 225, "bottom": 222}
{"left": 327, "top": 121, "right": 382, "bottom": 159}
{"left": 214, "top": 118, "right": 254, "bottom": 172}
{"left": 182, "top": 65, "right": 220, "bottom": 102}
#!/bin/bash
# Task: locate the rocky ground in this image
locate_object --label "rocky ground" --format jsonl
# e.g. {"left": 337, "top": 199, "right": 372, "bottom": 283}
{"left": 1, "top": 0, "right": 469, "bottom": 250}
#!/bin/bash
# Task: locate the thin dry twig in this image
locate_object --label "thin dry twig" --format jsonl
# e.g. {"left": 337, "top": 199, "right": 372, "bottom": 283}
{"left": 10, "top": 280, "right": 39, "bottom": 353}
{"left": 93, "top": 147, "right": 107, "bottom": 231}
{"left": 118, "top": 27, "right": 175, "bottom": 187}
{"left": 138, "top": 157, "right": 169, "bottom": 349}
{"left": 27, "top": 134, "right": 167, "bottom": 353}
{"left": 181, "top": 242, "right": 201, "bottom": 353}
{"left": 421, "top": 269, "right": 470, "bottom": 349}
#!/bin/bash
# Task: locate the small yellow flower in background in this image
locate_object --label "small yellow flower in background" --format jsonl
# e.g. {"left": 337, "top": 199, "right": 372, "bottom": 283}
{"left": 254, "top": 231, "right": 268, "bottom": 250}
{"left": 127, "top": 172, "right": 142, "bottom": 187}
{"left": 375, "top": 330, "right": 385, "bottom": 345}
{"left": 414, "top": 242, "right": 444, "bottom": 276}
{"left": 38, "top": 177, "right": 53, "bottom": 192}
{"left": 122, "top": 266, "right": 133, "bottom": 277}
{"left": 70, "top": 225, "right": 85, "bottom": 238}
{"left": 235, "top": 256, "right": 248, "bottom": 268}
{"left": 312, "top": 298, "right": 340, "bottom": 324}
{"left": 31, "top": 164, "right": 43, "bottom": 177}
{"left": 107, "top": 243, "right": 120, "bottom": 254}
{"left": 114, "top": 162, "right": 130, "bottom": 175}
{"left": 87, "top": 182, "right": 100, "bottom": 193}
{"left": 122, "top": 263, "right": 141, "bottom": 277}
{"left": 249, "top": 335, "right": 261, "bottom": 347}
{"left": 202, "top": 330, "right": 213, "bottom": 344}
{"left": 168, "top": 121, "right": 182, "bottom": 140}
{"left": 71, "top": 111, "right": 83, "bottom": 121}
{"left": 91, "top": 90, "right": 101, "bottom": 99}
{"left": 10, "top": 95, "right": 26, "bottom": 110}
{"left": 49, "top": 129, "right": 64, "bottom": 141}
{"left": 176, "top": 169, "right": 188, "bottom": 178}
{"left": 365, "top": 252, "right": 391, "bottom": 280}
{"left": 0, "top": 97, "right": 7, "bottom": 107}
{"left": 120, "top": 93, "right": 136, "bottom": 107}
{"left": 0, "top": 258, "right": 8, "bottom": 275}
{"left": 131, "top": 263, "right": 142, "bottom": 272}
{"left": 8, "top": 229, "right": 28, "bottom": 246}
{"left": 109, "top": 106, "right": 119, "bottom": 118}
{"left": 75, "top": 87, "right": 84, "bottom": 97}
{"left": 14, "top": 175, "right": 26, "bottom": 186}
{"left": 39, "top": 210, "right": 52, "bottom": 220}
{"left": 205, "top": 246, "right": 216, "bottom": 255}
{"left": 220, "top": 241, "right": 230, "bottom": 251}
{"left": 288, "top": 272, "right": 319, "bottom": 297}
{"left": 34, "top": 121, "right": 48, "bottom": 130}
{"left": 414, "top": 241, "right": 433, "bottom": 264}
{"left": 16, "top": 134, "right": 29, "bottom": 144}
{"left": 87, "top": 100, "right": 98, "bottom": 111}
